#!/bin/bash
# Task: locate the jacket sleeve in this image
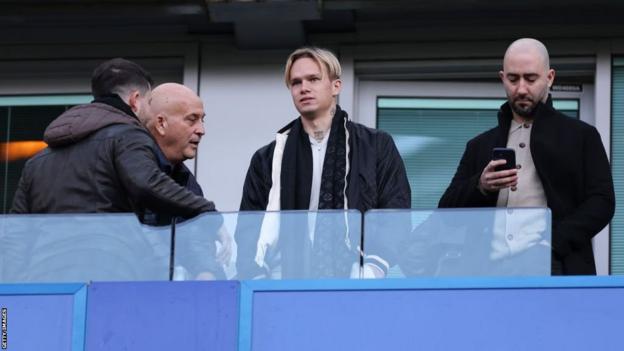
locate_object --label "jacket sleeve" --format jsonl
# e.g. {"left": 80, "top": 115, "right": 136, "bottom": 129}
{"left": 438, "top": 138, "right": 497, "bottom": 208}
{"left": 114, "top": 128, "right": 215, "bottom": 217}
{"left": 551, "top": 127, "right": 615, "bottom": 258}
{"left": 10, "top": 161, "right": 32, "bottom": 213}
{"left": 364, "top": 132, "right": 412, "bottom": 272}
{"left": 376, "top": 131, "right": 411, "bottom": 209}
{"left": 236, "top": 149, "right": 273, "bottom": 278}
{"left": 239, "top": 148, "right": 272, "bottom": 211}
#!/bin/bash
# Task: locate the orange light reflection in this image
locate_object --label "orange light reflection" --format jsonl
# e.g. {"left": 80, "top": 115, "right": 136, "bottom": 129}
{"left": 0, "top": 141, "right": 48, "bottom": 162}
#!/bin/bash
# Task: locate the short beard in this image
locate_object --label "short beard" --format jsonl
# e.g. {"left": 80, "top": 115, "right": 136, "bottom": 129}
{"left": 510, "top": 99, "right": 537, "bottom": 119}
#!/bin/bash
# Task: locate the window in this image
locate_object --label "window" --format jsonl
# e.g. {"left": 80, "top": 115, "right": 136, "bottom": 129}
{"left": 0, "top": 95, "right": 91, "bottom": 213}
{"left": 611, "top": 58, "right": 624, "bottom": 275}
{"left": 377, "top": 97, "right": 579, "bottom": 209}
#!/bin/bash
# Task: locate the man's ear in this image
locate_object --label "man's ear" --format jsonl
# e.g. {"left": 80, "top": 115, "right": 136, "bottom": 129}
{"left": 498, "top": 70, "right": 505, "bottom": 83}
{"left": 155, "top": 115, "right": 168, "bottom": 137}
{"left": 332, "top": 78, "right": 342, "bottom": 97}
{"left": 546, "top": 68, "right": 556, "bottom": 88}
{"left": 127, "top": 90, "right": 141, "bottom": 114}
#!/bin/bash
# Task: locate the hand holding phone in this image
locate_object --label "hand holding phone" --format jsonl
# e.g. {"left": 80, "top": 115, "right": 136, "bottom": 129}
{"left": 492, "top": 147, "right": 516, "bottom": 171}
{"left": 478, "top": 148, "right": 518, "bottom": 193}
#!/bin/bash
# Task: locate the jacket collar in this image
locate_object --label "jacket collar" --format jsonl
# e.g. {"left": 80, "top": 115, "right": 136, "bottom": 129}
{"left": 498, "top": 94, "right": 554, "bottom": 126}
{"left": 496, "top": 94, "right": 555, "bottom": 141}
{"left": 153, "top": 144, "right": 174, "bottom": 173}
{"left": 153, "top": 145, "right": 192, "bottom": 187}
{"left": 92, "top": 94, "right": 140, "bottom": 120}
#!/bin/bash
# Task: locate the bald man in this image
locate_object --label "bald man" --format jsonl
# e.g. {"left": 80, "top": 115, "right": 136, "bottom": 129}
{"left": 137, "top": 82, "right": 209, "bottom": 226}
{"left": 439, "top": 38, "right": 614, "bottom": 275}
{"left": 141, "top": 83, "right": 227, "bottom": 279}
{"left": 146, "top": 83, "right": 205, "bottom": 166}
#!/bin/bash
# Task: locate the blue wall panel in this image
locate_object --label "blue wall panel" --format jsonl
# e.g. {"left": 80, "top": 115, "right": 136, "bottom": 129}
{"left": 0, "top": 284, "right": 87, "bottom": 351}
{"left": 243, "top": 277, "right": 624, "bottom": 351}
{"left": 85, "top": 281, "right": 239, "bottom": 351}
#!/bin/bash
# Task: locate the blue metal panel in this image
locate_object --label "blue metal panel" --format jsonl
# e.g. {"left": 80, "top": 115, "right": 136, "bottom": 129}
{"left": 240, "top": 277, "right": 624, "bottom": 351}
{"left": 0, "top": 283, "right": 86, "bottom": 351}
{"left": 71, "top": 286, "right": 88, "bottom": 351}
{"left": 238, "top": 281, "right": 255, "bottom": 351}
{"left": 0, "top": 283, "right": 85, "bottom": 295}
{"left": 241, "top": 275, "right": 624, "bottom": 291}
{"left": 85, "top": 281, "right": 239, "bottom": 351}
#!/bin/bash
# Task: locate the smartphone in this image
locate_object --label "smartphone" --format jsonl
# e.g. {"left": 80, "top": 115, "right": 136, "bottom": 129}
{"left": 492, "top": 147, "right": 516, "bottom": 171}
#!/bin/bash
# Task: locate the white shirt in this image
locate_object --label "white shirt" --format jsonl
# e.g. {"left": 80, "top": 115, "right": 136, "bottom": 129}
{"left": 492, "top": 120, "right": 549, "bottom": 260}
{"left": 496, "top": 119, "right": 547, "bottom": 208}
{"left": 308, "top": 130, "right": 330, "bottom": 242}
{"left": 308, "top": 130, "right": 330, "bottom": 210}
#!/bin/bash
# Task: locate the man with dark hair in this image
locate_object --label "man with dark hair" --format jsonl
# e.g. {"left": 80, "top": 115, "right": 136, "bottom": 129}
{"left": 90, "top": 57, "right": 153, "bottom": 100}
{"left": 11, "top": 58, "right": 215, "bottom": 218}
{"left": 439, "top": 38, "right": 615, "bottom": 275}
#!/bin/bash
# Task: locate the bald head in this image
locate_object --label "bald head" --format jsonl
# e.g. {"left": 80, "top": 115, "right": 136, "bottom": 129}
{"left": 148, "top": 83, "right": 201, "bottom": 125}
{"left": 504, "top": 38, "right": 550, "bottom": 72}
{"left": 147, "top": 83, "right": 206, "bottom": 164}
{"left": 499, "top": 38, "right": 555, "bottom": 121}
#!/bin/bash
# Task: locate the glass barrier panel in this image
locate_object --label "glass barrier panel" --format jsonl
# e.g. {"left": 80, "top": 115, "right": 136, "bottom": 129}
{"left": 364, "top": 208, "right": 552, "bottom": 278}
{"left": 174, "top": 210, "right": 362, "bottom": 280}
{"left": 0, "top": 214, "right": 170, "bottom": 283}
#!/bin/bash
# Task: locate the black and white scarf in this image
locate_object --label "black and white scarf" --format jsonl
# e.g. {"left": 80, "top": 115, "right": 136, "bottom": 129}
{"left": 255, "top": 106, "right": 353, "bottom": 277}
{"left": 279, "top": 105, "right": 350, "bottom": 210}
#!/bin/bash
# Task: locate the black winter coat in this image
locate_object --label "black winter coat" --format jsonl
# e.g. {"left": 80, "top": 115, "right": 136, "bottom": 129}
{"left": 240, "top": 118, "right": 411, "bottom": 213}
{"left": 439, "top": 98, "right": 615, "bottom": 275}
{"left": 236, "top": 114, "right": 411, "bottom": 278}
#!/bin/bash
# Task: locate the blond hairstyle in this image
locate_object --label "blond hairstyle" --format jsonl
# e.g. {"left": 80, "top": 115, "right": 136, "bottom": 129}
{"left": 284, "top": 47, "right": 342, "bottom": 87}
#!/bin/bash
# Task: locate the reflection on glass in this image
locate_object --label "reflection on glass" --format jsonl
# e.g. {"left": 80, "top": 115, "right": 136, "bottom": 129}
{"left": 365, "top": 208, "right": 552, "bottom": 278}
{"left": 176, "top": 210, "right": 362, "bottom": 280}
{"left": 172, "top": 212, "right": 228, "bottom": 281}
{"left": 0, "top": 214, "right": 170, "bottom": 283}
{"left": 0, "top": 208, "right": 551, "bottom": 282}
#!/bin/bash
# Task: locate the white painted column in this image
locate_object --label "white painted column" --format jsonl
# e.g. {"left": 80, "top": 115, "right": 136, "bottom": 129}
{"left": 338, "top": 48, "right": 356, "bottom": 121}
{"left": 593, "top": 48, "right": 612, "bottom": 275}
{"left": 182, "top": 43, "right": 201, "bottom": 175}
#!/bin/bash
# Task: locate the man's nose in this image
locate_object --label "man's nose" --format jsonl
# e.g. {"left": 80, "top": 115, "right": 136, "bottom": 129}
{"left": 516, "top": 79, "right": 529, "bottom": 95}
{"left": 196, "top": 121, "right": 205, "bottom": 136}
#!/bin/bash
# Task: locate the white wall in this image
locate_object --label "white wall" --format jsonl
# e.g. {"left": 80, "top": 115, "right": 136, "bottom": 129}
{"left": 196, "top": 47, "right": 298, "bottom": 211}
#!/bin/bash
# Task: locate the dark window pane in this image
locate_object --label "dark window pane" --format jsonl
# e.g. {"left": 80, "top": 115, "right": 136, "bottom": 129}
{"left": 1, "top": 107, "right": 9, "bottom": 213}
{"left": 10, "top": 105, "right": 67, "bottom": 140}
{"left": 0, "top": 107, "right": 8, "bottom": 141}
{"left": 1, "top": 104, "right": 74, "bottom": 213}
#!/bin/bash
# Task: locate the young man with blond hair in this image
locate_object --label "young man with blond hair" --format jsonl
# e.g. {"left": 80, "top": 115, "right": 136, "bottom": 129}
{"left": 238, "top": 47, "right": 411, "bottom": 278}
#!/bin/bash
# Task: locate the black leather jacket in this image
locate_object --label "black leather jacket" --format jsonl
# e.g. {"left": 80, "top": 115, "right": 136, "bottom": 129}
{"left": 11, "top": 99, "right": 215, "bottom": 217}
